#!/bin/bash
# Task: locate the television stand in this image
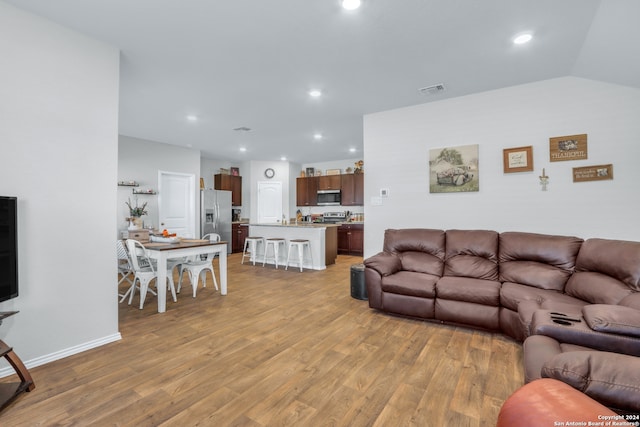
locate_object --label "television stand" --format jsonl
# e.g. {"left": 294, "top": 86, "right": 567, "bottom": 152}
{"left": 0, "top": 312, "right": 35, "bottom": 411}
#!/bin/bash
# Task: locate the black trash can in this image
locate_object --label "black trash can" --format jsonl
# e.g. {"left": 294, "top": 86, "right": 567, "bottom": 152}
{"left": 350, "top": 263, "right": 368, "bottom": 300}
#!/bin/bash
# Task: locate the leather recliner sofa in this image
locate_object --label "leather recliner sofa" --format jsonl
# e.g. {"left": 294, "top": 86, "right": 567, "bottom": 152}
{"left": 363, "top": 228, "right": 640, "bottom": 413}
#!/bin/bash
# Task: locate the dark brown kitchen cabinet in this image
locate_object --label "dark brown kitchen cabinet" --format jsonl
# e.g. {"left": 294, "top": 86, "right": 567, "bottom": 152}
{"left": 296, "top": 176, "right": 318, "bottom": 206}
{"left": 341, "top": 173, "right": 364, "bottom": 206}
{"left": 232, "top": 223, "right": 248, "bottom": 253}
{"left": 318, "top": 175, "right": 341, "bottom": 190}
{"left": 338, "top": 223, "right": 364, "bottom": 256}
{"left": 214, "top": 174, "right": 242, "bottom": 206}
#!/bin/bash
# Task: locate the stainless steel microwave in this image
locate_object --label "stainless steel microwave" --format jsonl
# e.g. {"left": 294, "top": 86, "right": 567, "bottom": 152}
{"left": 317, "top": 189, "right": 341, "bottom": 206}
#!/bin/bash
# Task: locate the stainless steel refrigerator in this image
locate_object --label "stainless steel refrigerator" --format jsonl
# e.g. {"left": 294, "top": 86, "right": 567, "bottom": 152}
{"left": 200, "top": 189, "right": 232, "bottom": 254}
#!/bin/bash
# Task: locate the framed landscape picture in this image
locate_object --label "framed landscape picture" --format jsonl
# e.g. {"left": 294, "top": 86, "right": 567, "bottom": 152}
{"left": 503, "top": 146, "right": 533, "bottom": 173}
{"left": 429, "top": 144, "right": 479, "bottom": 193}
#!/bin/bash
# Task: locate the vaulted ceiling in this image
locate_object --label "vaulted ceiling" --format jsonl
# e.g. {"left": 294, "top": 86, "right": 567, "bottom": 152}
{"left": 6, "top": 0, "right": 640, "bottom": 163}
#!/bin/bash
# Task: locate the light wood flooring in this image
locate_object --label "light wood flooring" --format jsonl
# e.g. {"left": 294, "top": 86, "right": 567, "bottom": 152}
{"left": 1, "top": 254, "right": 524, "bottom": 426}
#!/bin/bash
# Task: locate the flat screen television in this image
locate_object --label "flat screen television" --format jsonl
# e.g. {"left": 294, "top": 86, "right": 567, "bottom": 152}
{"left": 0, "top": 196, "right": 18, "bottom": 303}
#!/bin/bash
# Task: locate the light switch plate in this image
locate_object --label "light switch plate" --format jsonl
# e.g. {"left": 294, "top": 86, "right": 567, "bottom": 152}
{"left": 380, "top": 188, "right": 389, "bottom": 197}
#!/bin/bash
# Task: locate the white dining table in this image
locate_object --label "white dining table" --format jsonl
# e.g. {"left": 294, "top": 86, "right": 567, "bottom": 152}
{"left": 143, "top": 239, "right": 228, "bottom": 313}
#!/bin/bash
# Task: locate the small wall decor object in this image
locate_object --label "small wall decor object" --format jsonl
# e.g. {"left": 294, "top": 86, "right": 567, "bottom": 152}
{"left": 572, "top": 164, "right": 613, "bottom": 183}
{"left": 354, "top": 160, "right": 364, "bottom": 174}
{"left": 549, "top": 134, "right": 588, "bottom": 162}
{"left": 503, "top": 146, "right": 533, "bottom": 173}
{"left": 326, "top": 169, "right": 341, "bottom": 175}
{"left": 539, "top": 168, "right": 549, "bottom": 191}
{"left": 305, "top": 167, "right": 315, "bottom": 177}
{"left": 315, "top": 170, "right": 322, "bottom": 176}
{"left": 429, "top": 144, "right": 479, "bottom": 193}
{"left": 219, "top": 167, "right": 230, "bottom": 175}
{"left": 200, "top": 178, "right": 205, "bottom": 189}
{"left": 230, "top": 167, "right": 240, "bottom": 176}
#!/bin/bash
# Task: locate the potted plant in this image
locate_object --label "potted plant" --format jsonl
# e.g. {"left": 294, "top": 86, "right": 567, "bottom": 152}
{"left": 125, "top": 197, "right": 148, "bottom": 230}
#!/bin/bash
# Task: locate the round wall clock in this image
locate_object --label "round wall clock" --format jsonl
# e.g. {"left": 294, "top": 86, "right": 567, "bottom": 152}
{"left": 264, "top": 168, "right": 275, "bottom": 179}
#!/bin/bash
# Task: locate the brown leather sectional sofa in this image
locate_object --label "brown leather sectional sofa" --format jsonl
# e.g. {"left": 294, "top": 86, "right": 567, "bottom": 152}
{"left": 363, "top": 229, "right": 640, "bottom": 413}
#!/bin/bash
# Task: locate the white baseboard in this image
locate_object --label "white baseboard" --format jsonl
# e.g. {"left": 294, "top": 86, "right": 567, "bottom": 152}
{"left": 0, "top": 333, "right": 122, "bottom": 378}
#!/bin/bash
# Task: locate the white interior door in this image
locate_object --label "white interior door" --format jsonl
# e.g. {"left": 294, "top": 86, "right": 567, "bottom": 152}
{"left": 158, "top": 171, "right": 196, "bottom": 237}
{"left": 257, "top": 181, "right": 283, "bottom": 224}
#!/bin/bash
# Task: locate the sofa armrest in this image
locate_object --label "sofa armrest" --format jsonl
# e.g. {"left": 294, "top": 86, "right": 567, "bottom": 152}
{"left": 531, "top": 309, "right": 640, "bottom": 356}
{"left": 583, "top": 304, "right": 640, "bottom": 338}
{"left": 542, "top": 350, "right": 640, "bottom": 412}
{"left": 363, "top": 252, "right": 401, "bottom": 277}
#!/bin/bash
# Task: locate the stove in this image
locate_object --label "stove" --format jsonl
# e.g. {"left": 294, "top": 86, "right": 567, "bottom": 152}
{"left": 322, "top": 212, "right": 346, "bottom": 223}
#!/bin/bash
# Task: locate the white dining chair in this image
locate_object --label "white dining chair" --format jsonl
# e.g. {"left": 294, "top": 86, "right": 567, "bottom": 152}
{"left": 117, "top": 240, "right": 134, "bottom": 303}
{"left": 178, "top": 233, "right": 220, "bottom": 297}
{"left": 126, "top": 239, "right": 177, "bottom": 309}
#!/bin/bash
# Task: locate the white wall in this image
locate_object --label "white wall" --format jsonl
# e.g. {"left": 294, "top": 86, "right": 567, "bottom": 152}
{"left": 364, "top": 77, "right": 640, "bottom": 257}
{"left": 0, "top": 2, "right": 120, "bottom": 372}
{"left": 119, "top": 136, "right": 201, "bottom": 235}
{"left": 248, "top": 160, "right": 293, "bottom": 222}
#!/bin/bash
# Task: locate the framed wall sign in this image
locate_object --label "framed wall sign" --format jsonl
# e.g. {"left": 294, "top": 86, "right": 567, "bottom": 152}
{"left": 550, "top": 134, "right": 588, "bottom": 162}
{"left": 573, "top": 164, "right": 613, "bottom": 182}
{"left": 503, "top": 146, "right": 533, "bottom": 173}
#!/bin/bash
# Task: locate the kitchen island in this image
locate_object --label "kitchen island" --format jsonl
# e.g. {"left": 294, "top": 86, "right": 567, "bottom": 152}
{"left": 247, "top": 223, "right": 338, "bottom": 270}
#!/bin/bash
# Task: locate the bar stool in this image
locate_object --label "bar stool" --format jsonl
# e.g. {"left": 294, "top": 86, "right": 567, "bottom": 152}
{"left": 286, "top": 239, "right": 313, "bottom": 272}
{"left": 241, "top": 236, "right": 264, "bottom": 265}
{"left": 262, "top": 238, "right": 286, "bottom": 269}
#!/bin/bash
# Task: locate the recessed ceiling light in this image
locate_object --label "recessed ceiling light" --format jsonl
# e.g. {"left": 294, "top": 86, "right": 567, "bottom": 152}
{"left": 513, "top": 33, "right": 532, "bottom": 45}
{"left": 280, "top": 156, "right": 287, "bottom": 161}
{"left": 342, "top": 0, "right": 361, "bottom": 10}
{"left": 313, "top": 133, "right": 323, "bottom": 140}
{"left": 309, "top": 89, "right": 322, "bottom": 98}
{"left": 239, "top": 147, "right": 247, "bottom": 152}
{"left": 349, "top": 148, "right": 356, "bottom": 153}
{"left": 186, "top": 115, "right": 198, "bottom": 122}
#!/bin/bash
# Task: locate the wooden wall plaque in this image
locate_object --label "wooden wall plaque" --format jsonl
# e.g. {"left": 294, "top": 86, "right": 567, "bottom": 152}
{"left": 573, "top": 164, "right": 613, "bottom": 182}
{"left": 549, "top": 134, "right": 588, "bottom": 162}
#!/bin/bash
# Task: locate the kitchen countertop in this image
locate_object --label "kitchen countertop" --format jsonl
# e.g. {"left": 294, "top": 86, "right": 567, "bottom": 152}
{"left": 249, "top": 223, "right": 340, "bottom": 228}
{"left": 243, "top": 221, "right": 363, "bottom": 227}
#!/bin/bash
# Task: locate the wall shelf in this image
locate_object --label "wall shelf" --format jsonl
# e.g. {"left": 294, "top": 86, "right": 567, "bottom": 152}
{"left": 118, "top": 181, "right": 139, "bottom": 187}
{"left": 132, "top": 189, "right": 156, "bottom": 195}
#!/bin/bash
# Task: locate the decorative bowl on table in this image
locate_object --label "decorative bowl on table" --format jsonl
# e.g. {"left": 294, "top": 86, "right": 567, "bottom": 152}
{"left": 150, "top": 235, "right": 181, "bottom": 244}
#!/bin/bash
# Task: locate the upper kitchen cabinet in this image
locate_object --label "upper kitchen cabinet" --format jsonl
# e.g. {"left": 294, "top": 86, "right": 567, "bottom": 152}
{"left": 214, "top": 174, "right": 242, "bottom": 206}
{"left": 318, "top": 175, "right": 341, "bottom": 191}
{"left": 296, "top": 176, "right": 318, "bottom": 206}
{"left": 341, "top": 173, "right": 364, "bottom": 206}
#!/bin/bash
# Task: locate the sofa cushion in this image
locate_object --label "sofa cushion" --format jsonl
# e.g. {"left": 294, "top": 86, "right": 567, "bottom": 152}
{"left": 572, "top": 238, "right": 640, "bottom": 291}
{"left": 500, "top": 282, "right": 585, "bottom": 312}
{"left": 436, "top": 276, "right": 500, "bottom": 306}
{"left": 444, "top": 229, "right": 499, "bottom": 281}
{"left": 541, "top": 350, "right": 640, "bottom": 412}
{"left": 383, "top": 229, "right": 445, "bottom": 276}
{"left": 565, "top": 271, "right": 633, "bottom": 305}
{"left": 381, "top": 271, "right": 438, "bottom": 298}
{"left": 582, "top": 304, "right": 640, "bottom": 338}
{"left": 499, "top": 232, "right": 583, "bottom": 291}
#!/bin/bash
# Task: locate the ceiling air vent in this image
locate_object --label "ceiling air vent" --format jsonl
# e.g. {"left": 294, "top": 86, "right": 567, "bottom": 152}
{"left": 418, "top": 83, "right": 445, "bottom": 95}
{"left": 233, "top": 126, "right": 251, "bottom": 132}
